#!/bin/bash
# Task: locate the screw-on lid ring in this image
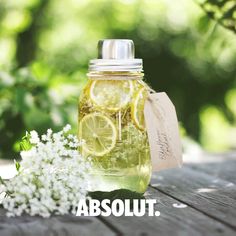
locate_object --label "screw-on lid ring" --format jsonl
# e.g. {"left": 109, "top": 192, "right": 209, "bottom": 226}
{"left": 89, "top": 39, "right": 143, "bottom": 72}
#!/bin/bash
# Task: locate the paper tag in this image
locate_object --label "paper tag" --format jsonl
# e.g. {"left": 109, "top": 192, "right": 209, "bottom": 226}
{"left": 144, "top": 92, "right": 182, "bottom": 172}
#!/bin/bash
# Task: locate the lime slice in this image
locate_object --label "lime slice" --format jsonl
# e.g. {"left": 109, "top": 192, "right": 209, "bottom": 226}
{"left": 89, "top": 80, "right": 133, "bottom": 111}
{"left": 79, "top": 113, "right": 117, "bottom": 156}
{"left": 131, "top": 87, "right": 148, "bottom": 130}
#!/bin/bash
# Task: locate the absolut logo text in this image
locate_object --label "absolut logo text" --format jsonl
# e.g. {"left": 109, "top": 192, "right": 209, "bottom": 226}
{"left": 76, "top": 199, "right": 160, "bottom": 217}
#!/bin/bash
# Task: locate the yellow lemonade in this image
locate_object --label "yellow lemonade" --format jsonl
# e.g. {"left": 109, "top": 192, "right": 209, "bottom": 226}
{"left": 78, "top": 40, "right": 152, "bottom": 193}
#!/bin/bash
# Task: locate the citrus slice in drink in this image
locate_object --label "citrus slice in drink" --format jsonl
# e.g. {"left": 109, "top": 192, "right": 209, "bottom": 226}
{"left": 89, "top": 80, "right": 133, "bottom": 111}
{"left": 131, "top": 87, "right": 148, "bottom": 131}
{"left": 79, "top": 113, "right": 117, "bottom": 156}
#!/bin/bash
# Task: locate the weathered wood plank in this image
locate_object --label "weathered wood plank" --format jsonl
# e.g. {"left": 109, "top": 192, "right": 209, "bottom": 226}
{"left": 99, "top": 187, "right": 236, "bottom": 236}
{"left": 0, "top": 208, "right": 116, "bottom": 236}
{"left": 151, "top": 166, "right": 236, "bottom": 229}
{"left": 187, "top": 160, "right": 236, "bottom": 184}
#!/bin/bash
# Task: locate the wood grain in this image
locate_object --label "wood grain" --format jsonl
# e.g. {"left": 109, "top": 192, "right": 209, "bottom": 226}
{"left": 99, "top": 187, "right": 236, "bottom": 236}
{"left": 151, "top": 166, "right": 236, "bottom": 229}
{"left": 0, "top": 208, "right": 116, "bottom": 236}
{"left": 187, "top": 160, "right": 236, "bottom": 184}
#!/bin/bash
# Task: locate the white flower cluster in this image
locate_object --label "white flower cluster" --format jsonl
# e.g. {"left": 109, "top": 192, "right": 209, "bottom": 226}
{"left": 1, "top": 124, "right": 91, "bottom": 218}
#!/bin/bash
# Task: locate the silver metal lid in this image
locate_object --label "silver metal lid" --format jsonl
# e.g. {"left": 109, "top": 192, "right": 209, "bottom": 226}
{"left": 89, "top": 39, "right": 143, "bottom": 72}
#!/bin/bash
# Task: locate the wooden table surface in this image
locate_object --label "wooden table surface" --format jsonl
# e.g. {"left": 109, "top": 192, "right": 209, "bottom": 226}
{"left": 0, "top": 153, "right": 236, "bottom": 236}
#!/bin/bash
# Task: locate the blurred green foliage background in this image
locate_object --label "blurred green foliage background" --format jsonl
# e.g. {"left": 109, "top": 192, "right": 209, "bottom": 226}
{"left": 0, "top": 0, "right": 236, "bottom": 159}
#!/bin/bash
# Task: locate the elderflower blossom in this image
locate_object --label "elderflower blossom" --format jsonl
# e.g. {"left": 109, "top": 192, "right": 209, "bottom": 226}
{"left": 1, "top": 125, "right": 91, "bottom": 218}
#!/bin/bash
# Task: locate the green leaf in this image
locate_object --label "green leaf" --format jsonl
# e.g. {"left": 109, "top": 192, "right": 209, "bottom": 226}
{"left": 14, "top": 160, "right": 21, "bottom": 172}
{"left": 88, "top": 189, "right": 145, "bottom": 210}
{"left": 89, "top": 189, "right": 144, "bottom": 201}
{"left": 0, "top": 176, "right": 5, "bottom": 185}
{"left": 19, "top": 132, "right": 32, "bottom": 151}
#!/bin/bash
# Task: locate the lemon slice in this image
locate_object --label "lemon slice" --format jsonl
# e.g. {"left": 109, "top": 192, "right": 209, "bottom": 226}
{"left": 131, "top": 87, "right": 148, "bottom": 131}
{"left": 79, "top": 113, "right": 117, "bottom": 156}
{"left": 89, "top": 80, "right": 133, "bottom": 111}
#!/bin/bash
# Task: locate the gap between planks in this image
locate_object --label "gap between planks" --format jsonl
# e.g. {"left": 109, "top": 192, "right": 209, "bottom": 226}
{"left": 97, "top": 215, "right": 123, "bottom": 236}
{"left": 151, "top": 165, "right": 236, "bottom": 230}
{"left": 150, "top": 185, "right": 236, "bottom": 231}
{"left": 186, "top": 159, "right": 236, "bottom": 184}
{"left": 96, "top": 186, "right": 236, "bottom": 236}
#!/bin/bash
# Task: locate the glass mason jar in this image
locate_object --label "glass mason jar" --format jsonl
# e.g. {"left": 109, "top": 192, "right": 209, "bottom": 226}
{"left": 78, "top": 40, "right": 152, "bottom": 193}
